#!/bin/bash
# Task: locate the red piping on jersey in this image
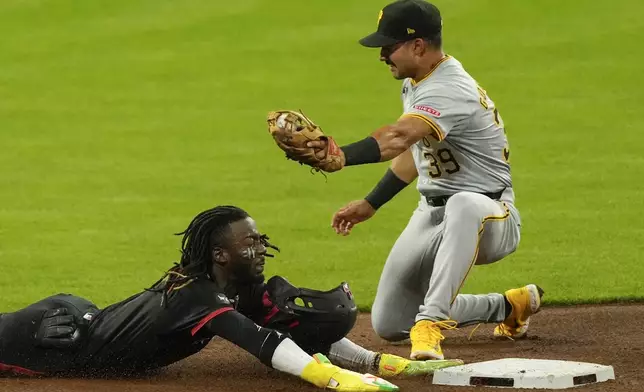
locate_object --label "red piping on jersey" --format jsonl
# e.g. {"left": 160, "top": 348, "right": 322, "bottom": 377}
{"left": 191, "top": 307, "right": 234, "bottom": 336}
{"left": 262, "top": 291, "right": 280, "bottom": 325}
{"left": 0, "top": 362, "right": 43, "bottom": 376}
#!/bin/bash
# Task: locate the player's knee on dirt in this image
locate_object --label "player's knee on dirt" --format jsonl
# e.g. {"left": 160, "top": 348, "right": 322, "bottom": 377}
{"left": 371, "top": 311, "right": 408, "bottom": 342}
{"left": 205, "top": 309, "right": 289, "bottom": 367}
{"left": 262, "top": 276, "right": 358, "bottom": 354}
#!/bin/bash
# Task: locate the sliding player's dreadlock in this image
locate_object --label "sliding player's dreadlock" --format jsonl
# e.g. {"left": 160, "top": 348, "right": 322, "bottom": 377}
{"left": 146, "top": 205, "right": 279, "bottom": 307}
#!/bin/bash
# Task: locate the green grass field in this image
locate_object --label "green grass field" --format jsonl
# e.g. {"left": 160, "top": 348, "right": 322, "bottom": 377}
{"left": 1, "top": 0, "right": 642, "bottom": 312}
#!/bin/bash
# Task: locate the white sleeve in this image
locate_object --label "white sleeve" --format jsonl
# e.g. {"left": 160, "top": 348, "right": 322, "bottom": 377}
{"left": 271, "top": 338, "right": 314, "bottom": 377}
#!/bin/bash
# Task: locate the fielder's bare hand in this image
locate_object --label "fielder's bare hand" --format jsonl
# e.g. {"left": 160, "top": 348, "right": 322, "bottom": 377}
{"left": 332, "top": 200, "right": 376, "bottom": 235}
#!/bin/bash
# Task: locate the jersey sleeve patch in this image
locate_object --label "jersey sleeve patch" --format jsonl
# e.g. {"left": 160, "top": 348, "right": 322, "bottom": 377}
{"left": 412, "top": 105, "right": 441, "bottom": 117}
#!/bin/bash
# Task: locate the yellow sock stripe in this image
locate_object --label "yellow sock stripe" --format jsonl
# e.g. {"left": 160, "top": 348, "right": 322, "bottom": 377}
{"left": 401, "top": 113, "right": 445, "bottom": 141}
{"left": 450, "top": 202, "right": 511, "bottom": 305}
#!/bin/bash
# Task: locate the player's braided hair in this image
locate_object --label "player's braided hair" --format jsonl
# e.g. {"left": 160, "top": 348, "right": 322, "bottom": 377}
{"left": 146, "top": 205, "right": 278, "bottom": 307}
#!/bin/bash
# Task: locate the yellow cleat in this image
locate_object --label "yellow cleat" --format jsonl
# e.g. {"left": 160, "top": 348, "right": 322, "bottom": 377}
{"left": 303, "top": 354, "right": 399, "bottom": 391}
{"left": 377, "top": 353, "right": 464, "bottom": 377}
{"left": 494, "top": 284, "right": 544, "bottom": 339}
{"left": 409, "top": 320, "right": 457, "bottom": 360}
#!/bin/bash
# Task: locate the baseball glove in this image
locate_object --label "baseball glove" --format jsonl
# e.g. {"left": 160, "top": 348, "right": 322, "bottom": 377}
{"left": 266, "top": 110, "right": 344, "bottom": 173}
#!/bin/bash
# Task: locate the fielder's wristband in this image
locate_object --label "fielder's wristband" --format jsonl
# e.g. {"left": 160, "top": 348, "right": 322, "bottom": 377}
{"left": 364, "top": 168, "right": 409, "bottom": 210}
{"left": 340, "top": 136, "right": 381, "bottom": 166}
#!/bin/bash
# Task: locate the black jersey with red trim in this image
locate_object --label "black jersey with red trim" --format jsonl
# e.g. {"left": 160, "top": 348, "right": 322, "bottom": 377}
{"left": 75, "top": 278, "right": 236, "bottom": 374}
{"left": 0, "top": 279, "right": 274, "bottom": 376}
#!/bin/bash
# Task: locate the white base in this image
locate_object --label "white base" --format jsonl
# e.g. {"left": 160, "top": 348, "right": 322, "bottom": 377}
{"left": 433, "top": 358, "right": 615, "bottom": 389}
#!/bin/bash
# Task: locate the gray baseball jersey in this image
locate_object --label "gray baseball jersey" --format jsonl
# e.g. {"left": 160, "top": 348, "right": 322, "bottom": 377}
{"left": 401, "top": 56, "right": 513, "bottom": 201}
{"left": 369, "top": 56, "right": 525, "bottom": 350}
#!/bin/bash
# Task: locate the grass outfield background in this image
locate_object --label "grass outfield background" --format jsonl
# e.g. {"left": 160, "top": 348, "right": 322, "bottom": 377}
{"left": 1, "top": 0, "right": 642, "bottom": 311}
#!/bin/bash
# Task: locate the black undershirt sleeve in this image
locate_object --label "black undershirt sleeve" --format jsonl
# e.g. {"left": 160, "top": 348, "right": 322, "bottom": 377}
{"left": 340, "top": 136, "right": 381, "bottom": 166}
{"left": 364, "top": 168, "right": 410, "bottom": 210}
{"left": 204, "top": 309, "right": 287, "bottom": 367}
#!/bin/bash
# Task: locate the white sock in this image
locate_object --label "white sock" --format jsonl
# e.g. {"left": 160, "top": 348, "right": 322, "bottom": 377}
{"left": 270, "top": 338, "right": 314, "bottom": 377}
{"left": 329, "top": 338, "right": 378, "bottom": 372}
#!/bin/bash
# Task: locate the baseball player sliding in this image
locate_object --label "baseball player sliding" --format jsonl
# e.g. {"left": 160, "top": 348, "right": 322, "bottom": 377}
{"left": 267, "top": 0, "right": 544, "bottom": 361}
{"left": 0, "top": 206, "right": 462, "bottom": 391}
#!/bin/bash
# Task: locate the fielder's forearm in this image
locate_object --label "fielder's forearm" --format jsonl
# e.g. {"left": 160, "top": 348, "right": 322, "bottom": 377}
{"left": 371, "top": 124, "right": 416, "bottom": 161}
{"left": 340, "top": 118, "right": 429, "bottom": 166}
{"left": 340, "top": 126, "right": 408, "bottom": 166}
{"left": 390, "top": 148, "right": 419, "bottom": 183}
{"left": 364, "top": 150, "right": 417, "bottom": 210}
{"left": 365, "top": 169, "right": 410, "bottom": 210}
{"left": 371, "top": 117, "right": 431, "bottom": 161}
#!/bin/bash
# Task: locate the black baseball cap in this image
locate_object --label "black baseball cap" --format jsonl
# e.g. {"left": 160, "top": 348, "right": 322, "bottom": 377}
{"left": 359, "top": 0, "right": 442, "bottom": 48}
